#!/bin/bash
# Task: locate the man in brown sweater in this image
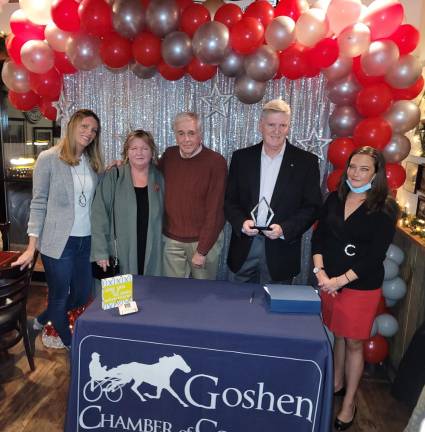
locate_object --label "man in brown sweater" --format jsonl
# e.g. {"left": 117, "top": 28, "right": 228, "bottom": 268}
{"left": 158, "top": 112, "right": 227, "bottom": 280}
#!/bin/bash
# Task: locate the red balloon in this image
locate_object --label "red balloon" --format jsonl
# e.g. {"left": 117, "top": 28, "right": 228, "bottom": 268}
{"left": 309, "top": 38, "right": 339, "bottom": 69}
{"left": 230, "top": 17, "right": 264, "bottom": 55}
{"left": 180, "top": 4, "right": 210, "bottom": 37}
{"left": 6, "top": 34, "right": 26, "bottom": 65}
{"left": 327, "top": 169, "right": 344, "bottom": 192}
{"left": 355, "top": 83, "right": 393, "bottom": 117}
{"left": 352, "top": 56, "right": 384, "bottom": 87}
{"left": 187, "top": 58, "right": 216, "bottom": 81}
{"left": 214, "top": 4, "right": 243, "bottom": 28}
{"left": 391, "top": 76, "right": 424, "bottom": 101}
{"left": 78, "top": 0, "right": 113, "bottom": 37}
{"left": 51, "top": 0, "right": 81, "bottom": 32}
{"left": 100, "top": 33, "right": 132, "bottom": 69}
{"left": 328, "top": 137, "right": 356, "bottom": 169}
{"left": 353, "top": 117, "right": 392, "bottom": 150}
{"left": 244, "top": 1, "right": 274, "bottom": 29}
{"left": 386, "top": 163, "right": 406, "bottom": 190}
{"left": 274, "top": 0, "right": 309, "bottom": 22}
{"left": 176, "top": 0, "right": 192, "bottom": 13}
{"left": 389, "top": 24, "right": 419, "bottom": 55}
{"left": 158, "top": 61, "right": 186, "bottom": 81}
{"left": 9, "top": 90, "right": 40, "bottom": 111}
{"left": 132, "top": 32, "right": 162, "bottom": 67}
{"left": 29, "top": 68, "right": 62, "bottom": 100}
{"left": 9, "top": 10, "right": 46, "bottom": 41}
{"left": 54, "top": 51, "right": 78, "bottom": 74}
{"left": 39, "top": 98, "right": 58, "bottom": 121}
{"left": 363, "top": 335, "right": 389, "bottom": 364}
{"left": 278, "top": 44, "right": 307, "bottom": 80}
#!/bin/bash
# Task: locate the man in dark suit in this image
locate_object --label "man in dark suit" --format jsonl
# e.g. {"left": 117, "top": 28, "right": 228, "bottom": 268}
{"left": 225, "top": 99, "right": 322, "bottom": 284}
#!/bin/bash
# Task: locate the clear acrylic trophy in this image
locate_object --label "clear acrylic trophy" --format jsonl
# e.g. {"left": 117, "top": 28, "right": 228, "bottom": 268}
{"left": 250, "top": 197, "right": 274, "bottom": 230}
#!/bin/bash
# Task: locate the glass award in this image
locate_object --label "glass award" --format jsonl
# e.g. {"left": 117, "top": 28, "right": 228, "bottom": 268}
{"left": 250, "top": 197, "right": 274, "bottom": 230}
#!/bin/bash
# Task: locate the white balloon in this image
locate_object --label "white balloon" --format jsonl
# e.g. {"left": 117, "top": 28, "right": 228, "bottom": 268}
{"left": 382, "top": 277, "right": 406, "bottom": 300}
{"left": 376, "top": 313, "right": 399, "bottom": 337}
{"left": 386, "top": 243, "right": 405, "bottom": 265}
{"left": 383, "top": 258, "right": 399, "bottom": 280}
{"left": 19, "top": 0, "right": 53, "bottom": 25}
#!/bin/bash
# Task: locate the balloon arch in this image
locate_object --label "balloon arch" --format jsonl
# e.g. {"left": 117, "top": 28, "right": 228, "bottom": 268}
{"left": 1, "top": 0, "right": 423, "bottom": 190}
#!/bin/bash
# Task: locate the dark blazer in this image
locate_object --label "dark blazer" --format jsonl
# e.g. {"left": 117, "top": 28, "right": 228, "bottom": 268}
{"left": 224, "top": 141, "right": 322, "bottom": 280}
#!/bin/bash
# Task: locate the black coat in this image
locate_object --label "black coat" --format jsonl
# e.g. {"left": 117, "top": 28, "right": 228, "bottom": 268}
{"left": 224, "top": 141, "right": 322, "bottom": 280}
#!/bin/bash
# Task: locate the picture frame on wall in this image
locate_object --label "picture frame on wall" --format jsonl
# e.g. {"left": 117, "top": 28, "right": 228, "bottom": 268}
{"left": 8, "top": 118, "right": 26, "bottom": 144}
{"left": 32, "top": 127, "right": 53, "bottom": 147}
{"left": 404, "top": 162, "right": 419, "bottom": 193}
{"left": 416, "top": 164, "right": 425, "bottom": 194}
{"left": 416, "top": 195, "right": 425, "bottom": 219}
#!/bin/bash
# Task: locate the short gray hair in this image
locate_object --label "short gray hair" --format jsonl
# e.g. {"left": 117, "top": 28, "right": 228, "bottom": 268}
{"left": 173, "top": 112, "right": 202, "bottom": 133}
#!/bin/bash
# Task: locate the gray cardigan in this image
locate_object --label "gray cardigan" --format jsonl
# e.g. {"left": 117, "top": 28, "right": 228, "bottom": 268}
{"left": 27, "top": 146, "right": 99, "bottom": 259}
{"left": 90, "top": 164, "right": 164, "bottom": 276}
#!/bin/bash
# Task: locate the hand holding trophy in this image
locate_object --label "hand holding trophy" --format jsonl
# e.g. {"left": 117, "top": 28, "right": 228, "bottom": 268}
{"left": 251, "top": 196, "right": 274, "bottom": 231}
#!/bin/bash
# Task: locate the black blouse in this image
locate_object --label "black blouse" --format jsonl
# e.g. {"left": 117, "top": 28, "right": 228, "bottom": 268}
{"left": 311, "top": 192, "right": 396, "bottom": 290}
{"left": 135, "top": 186, "right": 149, "bottom": 275}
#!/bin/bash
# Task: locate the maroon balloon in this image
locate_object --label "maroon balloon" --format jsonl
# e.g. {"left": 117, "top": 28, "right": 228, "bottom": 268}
{"left": 158, "top": 61, "right": 186, "bottom": 81}
{"left": 51, "top": 0, "right": 81, "bottom": 32}
{"left": 187, "top": 57, "right": 217, "bottom": 82}
{"left": 54, "top": 51, "right": 78, "bottom": 74}
{"left": 100, "top": 33, "right": 132, "bottom": 69}
{"left": 78, "top": 0, "right": 113, "bottom": 37}
{"left": 230, "top": 17, "right": 264, "bottom": 55}
{"left": 29, "top": 68, "right": 62, "bottom": 99}
{"left": 180, "top": 4, "right": 210, "bottom": 37}
{"left": 214, "top": 4, "right": 243, "bottom": 29}
{"left": 386, "top": 163, "right": 406, "bottom": 189}
{"left": 9, "top": 90, "right": 40, "bottom": 111}
{"left": 278, "top": 44, "right": 307, "bottom": 80}
{"left": 352, "top": 56, "right": 384, "bottom": 86}
{"left": 40, "top": 98, "right": 58, "bottom": 121}
{"left": 327, "top": 169, "right": 344, "bottom": 192}
{"left": 328, "top": 137, "right": 356, "bottom": 169}
{"left": 353, "top": 117, "right": 392, "bottom": 150}
{"left": 9, "top": 10, "right": 46, "bottom": 41}
{"left": 6, "top": 34, "right": 26, "bottom": 65}
{"left": 132, "top": 32, "right": 162, "bottom": 67}
{"left": 309, "top": 38, "right": 339, "bottom": 69}
{"left": 355, "top": 83, "right": 393, "bottom": 117}
{"left": 274, "top": 0, "right": 309, "bottom": 22}
{"left": 391, "top": 76, "right": 424, "bottom": 101}
{"left": 389, "top": 24, "right": 419, "bottom": 55}
{"left": 363, "top": 335, "right": 389, "bottom": 364}
{"left": 244, "top": 1, "right": 274, "bottom": 29}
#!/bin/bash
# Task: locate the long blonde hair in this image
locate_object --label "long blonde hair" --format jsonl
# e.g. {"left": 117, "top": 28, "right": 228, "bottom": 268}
{"left": 58, "top": 109, "right": 104, "bottom": 173}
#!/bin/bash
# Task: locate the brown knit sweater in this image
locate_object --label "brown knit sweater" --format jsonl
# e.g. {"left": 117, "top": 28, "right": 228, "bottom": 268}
{"left": 159, "top": 146, "right": 227, "bottom": 255}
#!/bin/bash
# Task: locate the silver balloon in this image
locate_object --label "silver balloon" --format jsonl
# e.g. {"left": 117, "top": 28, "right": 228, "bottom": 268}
{"left": 360, "top": 40, "right": 399, "bottom": 77}
{"left": 386, "top": 244, "right": 405, "bottom": 265}
{"left": 382, "top": 276, "right": 406, "bottom": 300}
{"left": 383, "top": 134, "right": 411, "bottom": 163}
{"left": 20, "top": 40, "right": 55, "bottom": 74}
{"left": 337, "top": 23, "right": 370, "bottom": 58}
{"left": 219, "top": 50, "right": 244, "bottom": 77}
{"left": 376, "top": 314, "right": 399, "bottom": 337}
{"left": 131, "top": 62, "right": 156, "bottom": 79}
{"left": 113, "top": 0, "right": 145, "bottom": 40}
{"left": 384, "top": 100, "right": 421, "bottom": 134}
{"left": 265, "top": 16, "right": 295, "bottom": 51}
{"left": 1, "top": 60, "right": 31, "bottom": 93}
{"left": 326, "top": 74, "right": 361, "bottom": 106}
{"left": 385, "top": 54, "right": 423, "bottom": 90}
{"left": 45, "top": 22, "right": 71, "bottom": 53}
{"left": 146, "top": 0, "right": 179, "bottom": 38}
{"left": 161, "top": 31, "right": 192, "bottom": 68}
{"left": 323, "top": 56, "right": 353, "bottom": 83}
{"left": 192, "top": 22, "right": 229, "bottom": 65}
{"left": 235, "top": 75, "right": 267, "bottom": 105}
{"left": 385, "top": 298, "right": 397, "bottom": 307}
{"left": 329, "top": 105, "right": 361, "bottom": 137}
{"left": 244, "top": 45, "right": 278, "bottom": 82}
{"left": 66, "top": 33, "right": 102, "bottom": 71}
{"left": 383, "top": 257, "right": 399, "bottom": 281}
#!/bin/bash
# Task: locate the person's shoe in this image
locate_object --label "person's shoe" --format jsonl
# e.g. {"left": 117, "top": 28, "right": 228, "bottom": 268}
{"left": 334, "top": 387, "right": 346, "bottom": 397}
{"left": 334, "top": 406, "right": 356, "bottom": 431}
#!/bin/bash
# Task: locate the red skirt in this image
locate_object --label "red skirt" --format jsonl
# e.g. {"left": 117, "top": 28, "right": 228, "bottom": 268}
{"left": 321, "top": 287, "right": 382, "bottom": 340}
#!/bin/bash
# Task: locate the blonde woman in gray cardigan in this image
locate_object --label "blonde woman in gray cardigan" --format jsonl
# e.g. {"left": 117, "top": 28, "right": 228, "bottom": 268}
{"left": 91, "top": 130, "right": 164, "bottom": 277}
{"left": 13, "top": 109, "right": 104, "bottom": 349}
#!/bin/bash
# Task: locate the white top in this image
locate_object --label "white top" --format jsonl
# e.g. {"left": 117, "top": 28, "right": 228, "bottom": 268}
{"left": 70, "top": 154, "right": 94, "bottom": 237}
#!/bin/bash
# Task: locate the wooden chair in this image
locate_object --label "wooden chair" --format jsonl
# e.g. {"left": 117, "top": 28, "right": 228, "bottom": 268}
{"left": 0, "top": 251, "right": 39, "bottom": 371}
{"left": 0, "top": 221, "right": 11, "bottom": 251}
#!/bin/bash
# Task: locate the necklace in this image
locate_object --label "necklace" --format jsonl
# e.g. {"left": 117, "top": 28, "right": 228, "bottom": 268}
{"left": 72, "top": 156, "right": 87, "bottom": 207}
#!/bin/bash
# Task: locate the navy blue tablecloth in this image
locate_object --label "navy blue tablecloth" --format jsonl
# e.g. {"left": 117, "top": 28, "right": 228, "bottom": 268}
{"left": 66, "top": 276, "right": 333, "bottom": 432}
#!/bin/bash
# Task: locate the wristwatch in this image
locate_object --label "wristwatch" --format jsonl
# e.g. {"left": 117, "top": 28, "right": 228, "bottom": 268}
{"left": 313, "top": 266, "right": 324, "bottom": 274}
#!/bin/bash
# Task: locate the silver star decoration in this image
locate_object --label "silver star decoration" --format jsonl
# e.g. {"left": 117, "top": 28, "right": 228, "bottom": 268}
{"left": 296, "top": 128, "right": 332, "bottom": 161}
{"left": 200, "top": 83, "right": 232, "bottom": 118}
{"left": 113, "top": 120, "right": 135, "bottom": 145}
{"left": 52, "top": 92, "right": 75, "bottom": 126}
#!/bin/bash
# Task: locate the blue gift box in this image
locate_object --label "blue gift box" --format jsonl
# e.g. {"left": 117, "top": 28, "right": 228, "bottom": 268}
{"left": 264, "top": 284, "right": 321, "bottom": 314}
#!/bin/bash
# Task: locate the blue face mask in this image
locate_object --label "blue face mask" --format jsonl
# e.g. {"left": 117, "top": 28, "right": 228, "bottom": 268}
{"left": 345, "top": 179, "right": 373, "bottom": 193}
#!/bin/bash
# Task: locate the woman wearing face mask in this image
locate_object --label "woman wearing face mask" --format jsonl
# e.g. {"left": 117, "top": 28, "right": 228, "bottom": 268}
{"left": 13, "top": 109, "right": 104, "bottom": 349}
{"left": 312, "top": 146, "right": 399, "bottom": 431}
